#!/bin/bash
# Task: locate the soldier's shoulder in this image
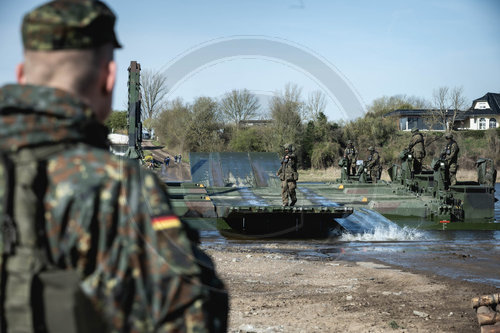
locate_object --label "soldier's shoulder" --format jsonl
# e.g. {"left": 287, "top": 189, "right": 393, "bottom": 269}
{"left": 47, "top": 143, "right": 143, "bottom": 183}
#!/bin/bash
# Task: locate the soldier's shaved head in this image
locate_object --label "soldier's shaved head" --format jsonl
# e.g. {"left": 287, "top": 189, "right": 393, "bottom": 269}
{"left": 23, "top": 45, "right": 113, "bottom": 96}
{"left": 17, "top": 44, "right": 115, "bottom": 123}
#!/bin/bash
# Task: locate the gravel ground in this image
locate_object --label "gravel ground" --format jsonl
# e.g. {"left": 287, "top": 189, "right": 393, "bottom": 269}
{"left": 205, "top": 246, "right": 496, "bottom": 333}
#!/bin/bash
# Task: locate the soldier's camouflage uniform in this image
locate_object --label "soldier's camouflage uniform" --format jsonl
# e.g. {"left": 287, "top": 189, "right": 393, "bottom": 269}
{"left": 408, "top": 131, "right": 425, "bottom": 174}
{"left": 343, "top": 144, "right": 358, "bottom": 176}
{"left": 0, "top": 84, "right": 227, "bottom": 332}
{"left": 277, "top": 152, "right": 298, "bottom": 206}
{"left": 366, "top": 149, "right": 381, "bottom": 184}
{"left": 443, "top": 138, "right": 459, "bottom": 186}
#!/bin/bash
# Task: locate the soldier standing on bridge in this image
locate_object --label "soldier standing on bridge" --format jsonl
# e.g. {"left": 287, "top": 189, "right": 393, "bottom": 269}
{"left": 366, "top": 146, "right": 381, "bottom": 183}
{"left": 277, "top": 144, "right": 298, "bottom": 206}
{"left": 343, "top": 140, "right": 358, "bottom": 176}
{"left": 0, "top": 1, "right": 227, "bottom": 331}
{"left": 442, "top": 132, "right": 460, "bottom": 186}
{"left": 408, "top": 128, "right": 426, "bottom": 175}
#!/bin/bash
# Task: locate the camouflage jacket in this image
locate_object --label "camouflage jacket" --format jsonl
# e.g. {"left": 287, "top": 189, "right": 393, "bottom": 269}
{"left": 409, "top": 133, "right": 425, "bottom": 158}
{"left": 343, "top": 146, "right": 357, "bottom": 160}
{"left": 0, "top": 84, "right": 227, "bottom": 332}
{"left": 443, "top": 140, "right": 459, "bottom": 165}
{"left": 277, "top": 153, "right": 298, "bottom": 181}
{"left": 366, "top": 151, "right": 380, "bottom": 169}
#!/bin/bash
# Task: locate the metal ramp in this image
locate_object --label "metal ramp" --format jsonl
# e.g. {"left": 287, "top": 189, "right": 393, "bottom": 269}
{"left": 190, "top": 152, "right": 281, "bottom": 187}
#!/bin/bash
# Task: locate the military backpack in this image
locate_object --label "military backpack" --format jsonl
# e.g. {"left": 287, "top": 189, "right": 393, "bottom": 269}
{"left": 0, "top": 144, "right": 107, "bottom": 333}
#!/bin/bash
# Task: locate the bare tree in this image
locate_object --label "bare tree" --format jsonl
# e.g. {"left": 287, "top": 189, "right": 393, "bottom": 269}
{"left": 430, "top": 86, "right": 467, "bottom": 131}
{"left": 430, "top": 86, "right": 451, "bottom": 131}
{"left": 141, "top": 69, "right": 168, "bottom": 134}
{"left": 449, "top": 86, "right": 467, "bottom": 130}
{"left": 220, "top": 89, "right": 260, "bottom": 126}
{"left": 304, "top": 90, "right": 327, "bottom": 121}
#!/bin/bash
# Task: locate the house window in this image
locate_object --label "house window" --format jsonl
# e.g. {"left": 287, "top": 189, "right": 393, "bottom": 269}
{"left": 399, "top": 117, "right": 407, "bottom": 130}
{"left": 490, "top": 118, "right": 497, "bottom": 129}
{"left": 474, "top": 101, "right": 490, "bottom": 109}
{"left": 479, "top": 118, "right": 486, "bottom": 130}
{"left": 408, "top": 117, "right": 419, "bottom": 130}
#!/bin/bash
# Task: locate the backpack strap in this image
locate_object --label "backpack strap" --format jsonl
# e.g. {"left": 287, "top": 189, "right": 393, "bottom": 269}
{"left": 0, "top": 151, "right": 17, "bottom": 333}
{"left": 0, "top": 152, "right": 17, "bottom": 255}
{"left": 1, "top": 147, "right": 54, "bottom": 332}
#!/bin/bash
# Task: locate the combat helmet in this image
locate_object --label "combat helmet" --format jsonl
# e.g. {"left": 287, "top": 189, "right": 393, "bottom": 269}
{"left": 284, "top": 143, "right": 294, "bottom": 152}
{"left": 411, "top": 128, "right": 419, "bottom": 133}
{"left": 445, "top": 133, "right": 453, "bottom": 139}
{"left": 368, "top": 146, "right": 375, "bottom": 151}
{"left": 347, "top": 140, "right": 353, "bottom": 145}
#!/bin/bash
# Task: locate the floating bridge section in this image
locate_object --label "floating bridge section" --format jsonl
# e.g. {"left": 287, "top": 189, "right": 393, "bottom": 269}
{"left": 165, "top": 152, "right": 354, "bottom": 237}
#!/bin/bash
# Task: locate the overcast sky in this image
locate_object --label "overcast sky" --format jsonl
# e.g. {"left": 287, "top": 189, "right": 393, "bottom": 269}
{"left": 1, "top": 0, "right": 499, "bottom": 121}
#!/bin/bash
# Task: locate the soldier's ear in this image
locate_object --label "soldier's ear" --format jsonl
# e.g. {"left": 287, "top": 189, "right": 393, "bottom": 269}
{"left": 16, "top": 63, "right": 26, "bottom": 84}
{"left": 104, "top": 60, "right": 116, "bottom": 95}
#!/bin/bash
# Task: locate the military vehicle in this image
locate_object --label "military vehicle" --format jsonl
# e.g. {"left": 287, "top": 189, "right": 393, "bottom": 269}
{"left": 329, "top": 148, "right": 498, "bottom": 229}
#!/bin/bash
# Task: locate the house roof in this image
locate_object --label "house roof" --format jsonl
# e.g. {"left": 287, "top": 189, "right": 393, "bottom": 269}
{"left": 384, "top": 109, "right": 468, "bottom": 120}
{"left": 384, "top": 109, "right": 430, "bottom": 117}
{"left": 467, "top": 92, "right": 500, "bottom": 115}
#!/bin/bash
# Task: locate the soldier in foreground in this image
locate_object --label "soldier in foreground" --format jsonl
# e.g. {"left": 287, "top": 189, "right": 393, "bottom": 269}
{"left": 343, "top": 140, "right": 358, "bottom": 176}
{"left": 442, "top": 132, "right": 460, "bottom": 186}
{"left": 408, "top": 128, "right": 425, "bottom": 175}
{"left": 366, "top": 146, "right": 381, "bottom": 183}
{"left": 277, "top": 144, "right": 298, "bottom": 206}
{"left": 0, "top": 1, "right": 227, "bottom": 332}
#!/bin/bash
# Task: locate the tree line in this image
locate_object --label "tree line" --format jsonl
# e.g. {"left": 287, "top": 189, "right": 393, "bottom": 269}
{"left": 106, "top": 68, "right": 494, "bottom": 169}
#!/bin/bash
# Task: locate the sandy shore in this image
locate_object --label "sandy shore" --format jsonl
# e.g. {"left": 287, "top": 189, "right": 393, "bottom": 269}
{"left": 205, "top": 246, "right": 496, "bottom": 333}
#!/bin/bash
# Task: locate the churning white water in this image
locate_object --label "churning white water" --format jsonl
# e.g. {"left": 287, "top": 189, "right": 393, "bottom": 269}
{"left": 338, "top": 208, "right": 425, "bottom": 241}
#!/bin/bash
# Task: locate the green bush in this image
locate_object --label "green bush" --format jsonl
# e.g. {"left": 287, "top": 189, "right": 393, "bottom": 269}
{"left": 229, "top": 127, "right": 266, "bottom": 151}
{"left": 460, "top": 130, "right": 485, "bottom": 139}
{"left": 105, "top": 110, "right": 127, "bottom": 132}
{"left": 311, "top": 142, "right": 341, "bottom": 169}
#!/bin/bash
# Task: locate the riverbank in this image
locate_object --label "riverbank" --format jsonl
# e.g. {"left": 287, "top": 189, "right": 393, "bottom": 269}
{"left": 299, "top": 166, "right": 479, "bottom": 183}
{"left": 205, "top": 245, "right": 496, "bottom": 333}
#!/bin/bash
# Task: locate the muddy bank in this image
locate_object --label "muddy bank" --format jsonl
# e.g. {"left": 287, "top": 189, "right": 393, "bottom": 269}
{"left": 205, "top": 246, "right": 496, "bottom": 333}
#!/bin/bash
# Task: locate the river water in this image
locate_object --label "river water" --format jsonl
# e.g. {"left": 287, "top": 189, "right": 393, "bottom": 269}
{"left": 201, "top": 183, "right": 500, "bottom": 288}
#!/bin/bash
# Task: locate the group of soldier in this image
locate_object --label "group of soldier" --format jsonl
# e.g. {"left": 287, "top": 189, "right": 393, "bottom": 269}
{"left": 343, "top": 140, "right": 382, "bottom": 183}
{"left": 278, "top": 129, "right": 460, "bottom": 206}
{"left": 406, "top": 128, "right": 460, "bottom": 186}
{"left": 342, "top": 129, "right": 459, "bottom": 185}
{"left": 342, "top": 128, "right": 460, "bottom": 186}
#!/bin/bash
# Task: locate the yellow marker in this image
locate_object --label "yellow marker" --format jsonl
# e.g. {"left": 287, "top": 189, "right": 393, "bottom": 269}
{"left": 338, "top": 184, "right": 344, "bottom": 189}
{"left": 362, "top": 197, "right": 368, "bottom": 202}
{"left": 152, "top": 215, "right": 181, "bottom": 231}
{"left": 199, "top": 183, "right": 205, "bottom": 188}
{"left": 205, "top": 196, "right": 211, "bottom": 201}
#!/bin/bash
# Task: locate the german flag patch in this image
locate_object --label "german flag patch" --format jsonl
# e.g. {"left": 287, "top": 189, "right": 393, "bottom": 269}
{"left": 152, "top": 215, "right": 181, "bottom": 231}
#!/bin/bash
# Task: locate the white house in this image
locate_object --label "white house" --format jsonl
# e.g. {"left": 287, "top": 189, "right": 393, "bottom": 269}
{"left": 385, "top": 92, "right": 500, "bottom": 131}
{"left": 461, "top": 92, "right": 499, "bottom": 130}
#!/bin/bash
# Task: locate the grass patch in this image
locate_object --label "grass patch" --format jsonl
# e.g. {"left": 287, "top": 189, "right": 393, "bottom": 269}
{"left": 299, "top": 167, "right": 340, "bottom": 182}
{"left": 389, "top": 321, "right": 400, "bottom": 329}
